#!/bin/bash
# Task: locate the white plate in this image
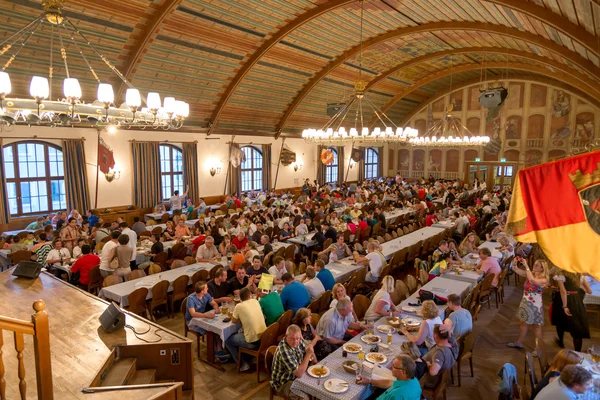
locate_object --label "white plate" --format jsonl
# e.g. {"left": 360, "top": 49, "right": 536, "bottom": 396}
{"left": 307, "top": 365, "right": 330, "bottom": 378}
{"left": 376, "top": 325, "right": 396, "bottom": 334}
{"left": 360, "top": 335, "right": 381, "bottom": 344}
{"left": 402, "top": 306, "right": 417, "bottom": 313}
{"left": 343, "top": 343, "right": 363, "bottom": 353}
{"left": 366, "top": 352, "right": 387, "bottom": 364}
{"left": 591, "top": 364, "right": 600, "bottom": 375}
{"left": 470, "top": 254, "right": 480, "bottom": 259}
{"left": 402, "top": 317, "right": 421, "bottom": 327}
{"left": 324, "top": 378, "right": 349, "bottom": 393}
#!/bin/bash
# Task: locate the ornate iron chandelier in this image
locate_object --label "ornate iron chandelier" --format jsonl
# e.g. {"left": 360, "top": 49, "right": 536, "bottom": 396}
{"left": 0, "top": 0, "right": 189, "bottom": 131}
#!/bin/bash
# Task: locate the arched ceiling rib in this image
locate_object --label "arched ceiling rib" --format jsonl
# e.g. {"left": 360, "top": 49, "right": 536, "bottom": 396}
{"left": 276, "top": 21, "right": 600, "bottom": 135}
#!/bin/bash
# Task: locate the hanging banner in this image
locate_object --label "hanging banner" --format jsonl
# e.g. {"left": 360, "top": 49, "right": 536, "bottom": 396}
{"left": 230, "top": 145, "right": 246, "bottom": 168}
{"left": 320, "top": 149, "right": 334, "bottom": 165}
{"left": 351, "top": 147, "right": 364, "bottom": 163}
{"left": 98, "top": 138, "right": 115, "bottom": 174}
{"left": 280, "top": 146, "right": 296, "bottom": 166}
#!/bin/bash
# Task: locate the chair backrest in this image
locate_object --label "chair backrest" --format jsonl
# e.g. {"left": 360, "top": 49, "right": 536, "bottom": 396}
{"left": 87, "top": 266, "right": 103, "bottom": 288}
{"left": 468, "top": 282, "right": 482, "bottom": 313}
{"left": 128, "top": 287, "right": 149, "bottom": 314}
{"left": 352, "top": 294, "right": 371, "bottom": 321}
{"left": 148, "top": 263, "right": 162, "bottom": 275}
{"left": 153, "top": 252, "right": 169, "bottom": 269}
{"left": 191, "top": 270, "right": 209, "bottom": 288}
{"left": 172, "top": 275, "right": 190, "bottom": 300}
{"left": 276, "top": 310, "right": 293, "bottom": 339}
{"left": 284, "top": 244, "right": 295, "bottom": 261}
{"left": 461, "top": 328, "right": 479, "bottom": 357}
{"left": 95, "top": 242, "right": 105, "bottom": 253}
{"left": 404, "top": 275, "right": 418, "bottom": 294}
{"left": 310, "top": 313, "right": 320, "bottom": 329}
{"left": 209, "top": 264, "right": 222, "bottom": 280}
{"left": 170, "top": 243, "right": 185, "bottom": 259}
{"left": 152, "top": 226, "right": 163, "bottom": 235}
{"left": 384, "top": 233, "right": 392, "bottom": 242}
{"left": 258, "top": 322, "right": 280, "bottom": 353}
{"left": 140, "top": 231, "right": 152, "bottom": 238}
{"left": 170, "top": 259, "right": 187, "bottom": 269}
{"left": 9, "top": 250, "right": 33, "bottom": 264}
{"left": 181, "top": 295, "right": 190, "bottom": 333}
{"left": 147, "top": 220, "right": 157, "bottom": 226}
{"left": 265, "top": 345, "right": 277, "bottom": 376}
{"left": 354, "top": 267, "right": 367, "bottom": 287}
{"left": 127, "top": 269, "right": 146, "bottom": 281}
{"left": 344, "top": 276, "right": 357, "bottom": 298}
{"left": 479, "top": 273, "right": 495, "bottom": 295}
{"left": 525, "top": 352, "right": 537, "bottom": 397}
{"left": 535, "top": 338, "right": 549, "bottom": 375}
{"left": 308, "top": 298, "right": 319, "bottom": 314}
{"left": 391, "top": 280, "right": 409, "bottom": 305}
{"left": 184, "top": 256, "right": 195, "bottom": 265}
{"left": 497, "top": 267, "right": 509, "bottom": 288}
{"left": 160, "top": 213, "right": 170, "bottom": 223}
{"left": 318, "top": 290, "right": 332, "bottom": 314}
{"left": 322, "top": 238, "right": 333, "bottom": 250}
{"left": 418, "top": 269, "right": 429, "bottom": 286}
{"left": 151, "top": 280, "right": 170, "bottom": 306}
{"left": 102, "top": 275, "right": 123, "bottom": 287}
{"left": 391, "top": 231, "right": 398, "bottom": 239}
{"left": 297, "top": 262, "right": 307, "bottom": 276}
{"left": 376, "top": 235, "right": 385, "bottom": 243}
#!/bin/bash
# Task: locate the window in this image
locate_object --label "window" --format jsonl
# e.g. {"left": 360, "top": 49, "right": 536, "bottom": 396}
{"left": 325, "top": 148, "right": 338, "bottom": 184}
{"left": 364, "top": 147, "right": 379, "bottom": 179}
{"left": 159, "top": 144, "right": 183, "bottom": 200}
{"left": 241, "top": 146, "right": 263, "bottom": 192}
{"left": 3, "top": 141, "right": 66, "bottom": 216}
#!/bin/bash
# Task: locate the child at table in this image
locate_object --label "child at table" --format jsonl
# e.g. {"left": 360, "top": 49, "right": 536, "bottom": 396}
{"left": 428, "top": 253, "right": 452, "bottom": 280}
{"left": 22, "top": 232, "right": 35, "bottom": 248}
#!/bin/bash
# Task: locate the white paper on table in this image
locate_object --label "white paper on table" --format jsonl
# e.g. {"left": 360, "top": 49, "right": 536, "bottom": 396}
{"left": 329, "top": 269, "right": 342, "bottom": 274}
{"left": 135, "top": 280, "right": 157, "bottom": 288}
{"left": 431, "top": 287, "right": 448, "bottom": 293}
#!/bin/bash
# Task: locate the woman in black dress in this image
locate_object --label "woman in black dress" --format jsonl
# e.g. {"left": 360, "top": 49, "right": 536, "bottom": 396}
{"left": 292, "top": 308, "right": 334, "bottom": 360}
{"left": 550, "top": 268, "right": 592, "bottom": 351}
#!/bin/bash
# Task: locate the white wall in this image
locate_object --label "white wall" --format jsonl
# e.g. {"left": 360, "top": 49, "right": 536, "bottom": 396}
{"left": 4, "top": 126, "right": 344, "bottom": 208}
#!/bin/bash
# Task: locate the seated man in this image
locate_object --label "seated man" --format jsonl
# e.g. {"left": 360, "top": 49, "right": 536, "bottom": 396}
{"left": 314, "top": 259, "right": 335, "bottom": 291}
{"left": 270, "top": 324, "right": 315, "bottom": 400}
{"left": 422, "top": 324, "right": 459, "bottom": 389}
{"left": 207, "top": 268, "right": 232, "bottom": 306}
{"left": 354, "top": 242, "right": 385, "bottom": 283}
{"left": 432, "top": 240, "right": 449, "bottom": 263}
{"left": 232, "top": 231, "right": 248, "bottom": 250}
{"left": 476, "top": 247, "right": 501, "bottom": 286}
{"left": 226, "top": 288, "right": 267, "bottom": 372}
{"left": 319, "top": 235, "right": 352, "bottom": 263}
{"left": 535, "top": 364, "right": 592, "bottom": 400}
{"left": 70, "top": 244, "right": 100, "bottom": 286}
{"left": 246, "top": 255, "right": 268, "bottom": 280}
{"left": 443, "top": 294, "right": 473, "bottom": 338}
{"left": 228, "top": 268, "right": 256, "bottom": 296}
{"left": 357, "top": 354, "right": 422, "bottom": 400}
{"left": 316, "top": 298, "right": 365, "bottom": 347}
{"left": 259, "top": 290, "right": 285, "bottom": 326}
{"left": 268, "top": 256, "right": 287, "bottom": 285}
{"left": 280, "top": 273, "right": 311, "bottom": 314}
{"left": 302, "top": 266, "right": 325, "bottom": 300}
{"left": 429, "top": 253, "right": 452, "bottom": 277}
{"left": 196, "top": 236, "right": 219, "bottom": 262}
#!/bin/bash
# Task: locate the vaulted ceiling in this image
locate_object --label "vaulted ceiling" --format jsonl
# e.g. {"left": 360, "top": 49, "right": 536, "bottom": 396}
{"left": 1, "top": 0, "right": 599, "bottom": 137}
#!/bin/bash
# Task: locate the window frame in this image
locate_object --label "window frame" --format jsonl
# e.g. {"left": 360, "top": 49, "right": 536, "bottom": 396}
{"left": 364, "top": 147, "right": 379, "bottom": 179}
{"left": 240, "top": 146, "right": 263, "bottom": 192}
{"left": 325, "top": 148, "right": 339, "bottom": 184}
{"left": 159, "top": 144, "right": 183, "bottom": 201}
{"left": 3, "top": 140, "right": 66, "bottom": 217}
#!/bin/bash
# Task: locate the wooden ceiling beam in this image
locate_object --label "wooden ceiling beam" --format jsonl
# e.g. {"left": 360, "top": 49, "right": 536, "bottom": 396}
{"left": 115, "top": 0, "right": 184, "bottom": 101}
{"left": 375, "top": 63, "right": 600, "bottom": 125}
{"left": 277, "top": 21, "right": 600, "bottom": 134}
{"left": 206, "top": 0, "right": 356, "bottom": 136}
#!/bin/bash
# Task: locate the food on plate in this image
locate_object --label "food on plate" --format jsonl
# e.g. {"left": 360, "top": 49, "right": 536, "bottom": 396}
{"left": 376, "top": 325, "right": 395, "bottom": 334}
{"left": 343, "top": 343, "right": 363, "bottom": 353}
{"left": 366, "top": 353, "right": 387, "bottom": 364}
{"left": 310, "top": 365, "right": 329, "bottom": 377}
{"left": 361, "top": 334, "right": 381, "bottom": 344}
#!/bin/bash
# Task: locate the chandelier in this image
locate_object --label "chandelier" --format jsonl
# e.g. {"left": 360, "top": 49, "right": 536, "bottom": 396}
{"left": 0, "top": 0, "right": 189, "bottom": 131}
{"left": 301, "top": 0, "right": 418, "bottom": 145}
{"left": 409, "top": 104, "right": 490, "bottom": 147}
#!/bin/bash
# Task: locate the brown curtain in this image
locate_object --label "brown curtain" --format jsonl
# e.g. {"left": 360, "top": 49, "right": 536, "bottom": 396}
{"left": 358, "top": 157, "right": 365, "bottom": 183}
{"left": 337, "top": 146, "right": 345, "bottom": 185}
{"left": 227, "top": 144, "right": 242, "bottom": 195}
{"left": 63, "top": 139, "right": 90, "bottom": 213}
{"left": 0, "top": 139, "right": 11, "bottom": 224}
{"left": 377, "top": 147, "right": 384, "bottom": 178}
{"left": 131, "top": 141, "right": 161, "bottom": 208}
{"left": 316, "top": 145, "right": 326, "bottom": 186}
{"left": 262, "top": 144, "right": 272, "bottom": 191}
{"left": 182, "top": 142, "right": 199, "bottom": 201}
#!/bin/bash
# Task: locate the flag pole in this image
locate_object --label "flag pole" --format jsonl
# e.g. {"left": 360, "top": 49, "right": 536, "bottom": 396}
{"left": 273, "top": 138, "right": 286, "bottom": 192}
{"left": 344, "top": 141, "right": 355, "bottom": 182}
{"left": 223, "top": 135, "right": 235, "bottom": 195}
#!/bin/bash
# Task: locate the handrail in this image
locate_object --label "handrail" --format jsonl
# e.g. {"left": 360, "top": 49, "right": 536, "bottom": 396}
{"left": 0, "top": 317, "right": 35, "bottom": 336}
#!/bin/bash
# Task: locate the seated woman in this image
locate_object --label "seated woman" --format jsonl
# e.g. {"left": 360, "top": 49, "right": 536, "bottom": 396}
{"left": 228, "top": 245, "right": 246, "bottom": 279}
{"left": 458, "top": 232, "right": 480, "bottom": 257}
{"left": 364, "top": 276, "right": 400, "bottom": 321}
{"left": 219, "top": 234, "right": 231, "bottom": 257}
{"left": 244, "top": 241, "right": 259, "bottom": 261}
{"left": 401, "top": 341, "right": 427, "bottom": 380}
{"left": 329, "top": 283, "right": 359, "bottom": 321}
{"left": 293, "top": 307, "right": 334, "bottom": 360}
{"left": 531, "top": 349, "right": 582, "bottom": 399}
{"left": 278, "top": 222, "right": 294, "bottom": 242}
{"left": 400, "top": 300, "right": 443, "bottom": 356}
{"left": 162, "top": 221, "right": 176, "bottom": 241}
{"left": 498, "top": 236, "right": 514, "bottom": 259}
{"left": 154, "top": 203, "right": 166, "bottom": 214}
{"left": 446, "top": 239, "right": 463, "bottom": 265}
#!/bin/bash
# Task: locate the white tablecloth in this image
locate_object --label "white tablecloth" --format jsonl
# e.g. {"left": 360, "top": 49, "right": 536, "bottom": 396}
{"left": 431, "top": 220, "right": 455, "bottom": 229}
{"left": 1, "top": 229, "right": 34, "bottom": 238}
{"left": 443, "top": 269, "right": 482, "bottom": 286}
{"left": 257, "top": 241, "right": 293, "bottom": 254}
{"left": 584, "top": 277, "right": 600, "bottom": 305}
{"left": 379, "top": 227, "right": 446, "bottom": 260}
{"left": 0, "top": 249, "right": 11, "bottom": 269}
{"left": 478, "top": 241, "right": 503, "bottom": 259}
{"left": 383, "top": 209, "right": 414, "bottom": 224}
{"left": 288, "top": 232, "right": 317, "bottom": 247}
{"left": 189, "top": 311, "right": 241, "bottom": 344}
{"left": 98, "top": 262, "right": 214, "bottom": 307}
{"left": 398, "top": 277, "right": 472, "bottom": 319}
{"left": 144, "top": 212, "right": 171, "bottom": 222}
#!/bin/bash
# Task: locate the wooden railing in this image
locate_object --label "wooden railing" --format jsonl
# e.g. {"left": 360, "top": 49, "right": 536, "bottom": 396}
{"left": 0, "top": 299, "right": 53, "bottom": 400}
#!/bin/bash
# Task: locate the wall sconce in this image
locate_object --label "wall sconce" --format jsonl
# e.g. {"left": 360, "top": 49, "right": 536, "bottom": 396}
{"left": 105, "top": 168, "right": 121, "bottom": 182}
{"left": 209, "top": 166, "right": 222, "bottom": 177}
{"left": 293, "top": 162, "right": 303, "bottom": 172}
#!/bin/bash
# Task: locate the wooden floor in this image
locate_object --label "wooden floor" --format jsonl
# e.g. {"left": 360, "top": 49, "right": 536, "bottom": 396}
{"left": 159, "top": 279, "right": 600, "bottom": 400}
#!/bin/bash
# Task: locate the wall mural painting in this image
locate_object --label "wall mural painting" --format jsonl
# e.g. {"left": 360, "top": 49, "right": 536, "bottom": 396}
{"left": 398, "top": 149, "right": 410, "bottom": 171}
{"left": 504, "top": 150, "right": 520, "bottom": 162}
{"left": 468, "top": 86, "right": 481, "bottom": 110}
{"left": 449, "top": 90, "right": 463, "bottom": 112}
{"left": 505, "top": 83, "right": 524, "bottom": 109}
{"left": 484, "top": 149, "right": 499, "bottom": 161}
{"left": 527, "top": 115, "right": 545, "bottom": 139}
{"left": 525, "top": 149, "right": 543, "bottom": 167}
{"left": 574, "top": 112, "right": 595, "bottom": 145}
{"left": 428, "top": 150, "right": 442, "bottom": 172}
{"left": 464, "top": 149, "right": 479, "bottom": 162}
{"left": 467, "top": 117, "right": 481, "bottom": 135}
{"left": 530, "top": 84, "right": 547, "bottom": 107}
{"left": 505, "top": 116, "right": 522, "bottom": 139}
{"left": 550, "top": 89, "right": 571, "bottom": 146}
{"left": 413, "top": 149, "right": 425, "bottom": 171}
{"left": 445, "top": 149, "right": 460, "bottom": 172}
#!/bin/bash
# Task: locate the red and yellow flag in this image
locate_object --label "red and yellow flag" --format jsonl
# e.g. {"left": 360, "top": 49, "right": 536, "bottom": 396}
{"left": 508, "top": 150, "right": 600, "bottom": 280}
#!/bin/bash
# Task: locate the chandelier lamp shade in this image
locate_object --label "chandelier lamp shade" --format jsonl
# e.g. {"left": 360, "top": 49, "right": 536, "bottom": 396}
{"left": 0, "top": 0, "right": 189, "bottom": 130}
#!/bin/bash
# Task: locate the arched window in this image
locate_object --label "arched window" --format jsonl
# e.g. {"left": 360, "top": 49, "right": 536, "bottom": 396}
{"left": 364, "top": 147, "right": 379, "bottom": 179}
{"left": 325, "top": 148, "right": 338, "bottom": 184}
{"left": 241, "top": 146, "right": 263, "bottom": 192}
{"left": 3, "top": 141, "right": 66, "bottom": 216}
{"left": 159, "top": 144, "right": 183, "bottom": 200}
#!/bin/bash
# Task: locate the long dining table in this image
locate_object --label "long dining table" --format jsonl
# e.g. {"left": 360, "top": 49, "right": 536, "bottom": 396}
{"left": 379, "top": 226, "right": 447, "bottom": 260}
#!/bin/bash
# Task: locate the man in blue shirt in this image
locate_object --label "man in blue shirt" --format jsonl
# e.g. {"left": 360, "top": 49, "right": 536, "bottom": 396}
{"left": 185, "top": 281, "right": 219, "bottom": 333}
{"left": 535, "top": 365, "right": 592, "bottom": 400}
{"left": 357, "top": 354, "right": 422, "bottom": 400}
{"left": 279, "top": 273, "right": 310, "bottom": 315}
{"left": 314, "top": 259, "right": 335, "bottom": 291}
{"left": 86, "top": 210, "right": 99, "bottom": 227}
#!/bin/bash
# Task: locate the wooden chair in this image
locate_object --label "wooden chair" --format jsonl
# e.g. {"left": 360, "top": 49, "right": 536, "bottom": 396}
{"left": 148, "top": 280, "right": 170, "bottom": 321}
{"left": 169, "top": 275, "right": 190, "bottom": 318}
{"left": 181, "top": 295, "right": 205, "bottom": 358}
{"left": 190, "top": 270, "right": 209, "bottom": 293}
{"left": 524, "top": 352, "right": 538, "bottom": 399}
{"left": 95, "top": 242, "right": 105, "bottom": 253}
{"left": 9, "top": 249, "right": 33, "bottom": 265}
{"left": 102, "top": 275, "right": 123, "bottom": 287}
{"left": 467, "top": 282, "right": 482, "bottom": 319}
{"left": 317, "top": 290, "right": 332, "bottom": 315}
{"left": 184, "top": 256, "right": 195, "bottom": 265}
{"left": 478, "top": 273, "right": 496, "bottom": 310}
{"left": 265, "top": 345, "right": 288, "bottom": 400}
{"left": 420, "top": 370, "right": 450, "bottom": 400}
{"left": 384, "top": 233, "right": 392, "bottom": 242}
{"left": 239, "top": 322, "right": 279, "bottom": 382}
{"left": 284, "top": 244, "right": 295, "bottom": 261}
{"left": 152, "top": 226, "right": 163, "bottom": 235}
{"left": 160, "top": 213, "right": 170, "bottom": 223}
{"left": 391, "top": 231, "right": 398, "bottom": 239}
{"left": 153, "top": 251, "right": 169, "bottom": 271}
{"left": 275, "top": 310, "right": 293, "bottom": 342}
{"left": 344, "top": 276, "right": 357, "bottom": 298}
{"left": 310, "top": 313, "right": 320, "bottom": 329}
{"left": 391, "top": 280, "right": 409, "bottom": 305}
{"left": 127, "top": 269, "right": 146, "bottom": 281}
{"left": 148, "top": 263, "right": 162, "bottom": 275}
{"left": 404, "top": 275, "right": 418, "bottom": 295}
{"left": 535, "top": 338, "right": 549, "bottom": 375}
{"left": 147, "top": 220, "right": 157, "bottom": 226}
{"left": 140, "top": 231, "right": 152, "bottom": 238}
{"left": 352, "top": 294, "right": 371, "bottom": 321}
{"left": 418, "top": 269, "right": 429, "bottom": 288}
{"left": 169, "top": 259, "right": 187, "bottom": 269}
{"left": 454, "top": 328, "right": 479, "bottom": 387}
{"left": 491, "top": 268, "right": 510, "bottom": 307}
{"left": 87, "top": 266, "right": 103, "bottom": 295}
{"left": 127, "top": 287, "right": 149, "bottom": 319}
{"left": 308, "top": 298, "right": 320, "bottom": 314}
{"left": 209, "top": 264, "right": 222, "bottom": 280}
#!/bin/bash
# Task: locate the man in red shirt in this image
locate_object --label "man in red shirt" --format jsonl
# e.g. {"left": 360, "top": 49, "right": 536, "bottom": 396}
{"left": 231, "top": 231, "right": 248, "bottom": 250}
{"left": 70, "top": 244, "right": 100, "bottom": 285}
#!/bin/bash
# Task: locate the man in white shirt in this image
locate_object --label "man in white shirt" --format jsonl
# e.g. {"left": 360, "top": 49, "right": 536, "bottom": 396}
{"left": 355, "top": 242, "right": 384, "bottom": 282}
{"left": 169, "top": 185, "right": 189, "bottom": 214}
{"left": 303, "top": 266, "right": 325, "bottom": 300}
{"left": 99, "top": 231, "right": 120, "bottom": 278}
{"left": 295, "top": 219, "right": 308, "bottom": 236}
{"left": 46, "top": 240, "right": 71, "bottom": 268}
{"left": 268, "top": 256, "right": 287, "bottom": 285}
{"left": 120, "top": 222, "right": 138, "bottom": 269}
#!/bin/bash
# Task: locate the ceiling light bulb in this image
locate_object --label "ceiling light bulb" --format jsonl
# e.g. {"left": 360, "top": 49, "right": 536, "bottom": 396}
{"left": 163, "top": 97, "right": 176, "bottom": 114}
{"left": 126, "top": 88, "right": 142, "bottom": 108}
{"left": 97, "top": 83, "right": 114, "bottom": 104}
{"left": 30, "top": 76, "right": 49, "bottom": 99}
{"left": 63, "top": 78, "right": 82, "bottom": 99}
{"left": 174, "top": 100, "right": 186, "bottom": 117}
{"left": 181, "top": 102, "right": 189, "bottom": 118}
{"left": 0, "top": 72, "right": 11, "bottom": 95}
{"left": 147, "top": 92, "right": 161, "bottom": 110}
